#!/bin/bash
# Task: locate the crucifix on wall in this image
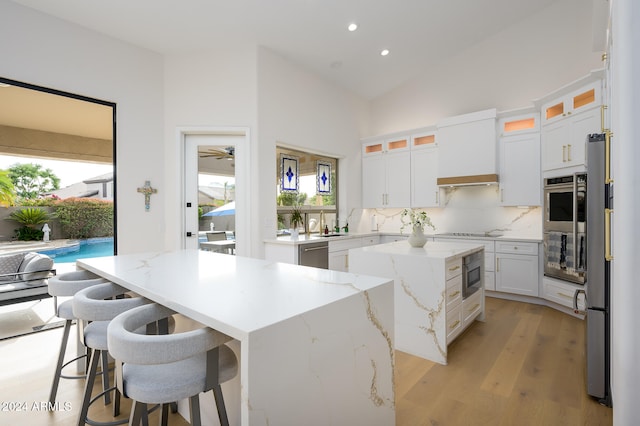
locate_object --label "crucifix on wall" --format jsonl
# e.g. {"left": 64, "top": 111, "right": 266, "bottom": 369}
{"left": 137, "top": 180, "right": 157, "bottom": 212}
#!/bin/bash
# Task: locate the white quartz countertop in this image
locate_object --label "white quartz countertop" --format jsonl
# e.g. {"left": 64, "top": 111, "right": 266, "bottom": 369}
{"left": 77, "top": 250, "right": 392, "bottom": 340}
{"left": 352, "top": 240, "right": 484, "bottom": 260}
{"left": 263, "top": 232, "right": 390, "bottom": 245}
{"left": 435, "top": 234, "right": 542, "bottom": 243}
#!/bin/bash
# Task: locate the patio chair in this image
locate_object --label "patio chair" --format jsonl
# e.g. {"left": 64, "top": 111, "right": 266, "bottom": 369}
{"left": 0, "top": 252, "right": 55, "bottom": 306}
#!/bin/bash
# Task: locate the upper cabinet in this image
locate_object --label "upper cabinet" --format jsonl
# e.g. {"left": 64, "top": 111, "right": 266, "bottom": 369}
{"left": 541, "top": 81, "right": 602, "bottom": 125}
{"left": 410, "top": 129, "right": 440, "bottom": 208}
{"left": 362, "top": 135, "right": 411, "bottom": 208}
{"left": 535, "top": 72, "right": 605, "bottom": 176}
{"left": 436, "top": 109, "right": 498, "bottom": 185}
{"left": 498, "top": 111, "right": 541, "bottom": 206}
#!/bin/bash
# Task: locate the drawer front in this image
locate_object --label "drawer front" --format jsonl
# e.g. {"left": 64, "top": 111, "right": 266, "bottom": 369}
{"left": 328, "top": 238, "right": 362, "bottom": 252}
{"left": 361, "top": 235, "right": 381, "bottom": 246}
{"left": 463, "top": 289, "right": 483, "bottom": 326}
{"left": 495, "top": 240, "right": 539, "bottom": 255}
{"left": 446, "top": 303, "right": 463, "bottom": 344}
{"left": 446, "top": 274, "right": 463, "bottom": 309}
{"left": 445, "top": 258, "right": 463, "bottom": 280}
{"left": 543, "top": 279, "right": 582, "bottom": 309}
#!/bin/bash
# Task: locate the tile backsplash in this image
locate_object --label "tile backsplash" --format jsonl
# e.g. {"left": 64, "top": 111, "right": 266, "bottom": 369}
{"left": 349, "top": 185, "right": 542, "bottom": 238}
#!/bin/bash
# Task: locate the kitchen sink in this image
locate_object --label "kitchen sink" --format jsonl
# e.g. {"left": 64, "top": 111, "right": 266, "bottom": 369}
{"left": 317, "top": 233, "right": 345, "bottom": 237}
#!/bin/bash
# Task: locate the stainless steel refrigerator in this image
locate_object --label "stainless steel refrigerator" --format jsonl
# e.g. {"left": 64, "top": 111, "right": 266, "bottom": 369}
{"left": 580, "top": 133, "right": 612, "bottom": 406}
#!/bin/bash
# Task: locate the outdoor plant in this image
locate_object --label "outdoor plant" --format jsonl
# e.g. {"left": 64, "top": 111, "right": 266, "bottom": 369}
{"left": 54, "top": 198, "right": 114, "bottom": 239}
{"left": 7, "top": 207, "right": 50, "bottom": 240}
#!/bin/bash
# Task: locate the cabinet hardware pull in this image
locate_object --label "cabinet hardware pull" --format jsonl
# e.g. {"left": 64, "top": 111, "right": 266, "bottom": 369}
{"left": 567, "top": 144, "right": 572, "bottom": 162}
{"left": 562, "top": 145, "right": 567, "bottom": 162}
{"left": 435, "top": 191, "right": 439, "bottom": 204}
{"left": 557, "top": 292, "right": 572, "bottom": 299}
{"left": 567, "top": 111, "right": 572, "bottom": 115}
{"left": 449, "top": 290, "right": 460, "bottom": 298}
{"left": 449, "top": 320, "right": 460, "bottom": 330}
{"left": 496, "top": 257, "right": 499, "bottom": 272}
{"left": 601, "top": 105, "right": 608, "bottom": 132}
{"left": 500, "top": 189, "right": 504, "bottom": 202}
{"left": 448, "top": 265, "right": 460, "bottom": 271}
{"left": 605, "top": 208, "right": 614, "bottom": 261}
{"left": 470, "top": 303, "right": 480, "bottom": 311}
{"left": 605, "top": 130, "right": 613, "bottom": 184}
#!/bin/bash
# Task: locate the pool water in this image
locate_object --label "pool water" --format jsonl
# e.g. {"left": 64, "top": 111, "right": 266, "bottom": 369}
{"left": 38, "top": 238, "right": 115, "bottom": 263}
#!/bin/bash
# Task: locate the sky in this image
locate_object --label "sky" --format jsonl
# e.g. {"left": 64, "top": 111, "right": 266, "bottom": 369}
{"left": 0, "top": 155, "right": 113, "bottom": 188}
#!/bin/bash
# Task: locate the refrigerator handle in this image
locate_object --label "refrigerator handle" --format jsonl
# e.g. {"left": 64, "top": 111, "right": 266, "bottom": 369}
{"left": 573, "top": 289, "right": 586, "bottom": 315}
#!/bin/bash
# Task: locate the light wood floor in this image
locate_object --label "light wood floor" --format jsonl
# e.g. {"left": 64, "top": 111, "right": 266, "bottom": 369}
{"left": 396, "top": 297, "right": 613, "bottom": 426}
{"left": 0, "top": 297, "right": 612, "bottom": 425}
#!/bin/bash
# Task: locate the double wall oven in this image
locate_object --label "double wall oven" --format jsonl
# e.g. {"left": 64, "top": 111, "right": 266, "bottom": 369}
{"left": 543, "top": 173, "right": 587, "bottom": 284}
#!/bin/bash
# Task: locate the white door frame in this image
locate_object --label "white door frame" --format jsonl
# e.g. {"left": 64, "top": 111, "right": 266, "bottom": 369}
{"left": 178, "top": 126, "right": 251, "bottom": 257}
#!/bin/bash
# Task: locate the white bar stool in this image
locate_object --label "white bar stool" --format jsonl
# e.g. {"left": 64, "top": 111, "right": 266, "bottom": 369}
{"left": 47, "top": 270, "right": 109, "bottom": 405}
{"left": 73, "top": 282, "right": 148, "bottom": 426}
{"left": 107, "top": 303, "right": 238, "bottom": 426}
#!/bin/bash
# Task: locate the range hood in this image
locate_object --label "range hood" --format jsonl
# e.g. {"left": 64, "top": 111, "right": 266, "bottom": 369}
{"left": 436, "top": 108, "right": 498, "bottom": 187}
{"left": 436, "top": 174, "right": 499, "bottom": 187}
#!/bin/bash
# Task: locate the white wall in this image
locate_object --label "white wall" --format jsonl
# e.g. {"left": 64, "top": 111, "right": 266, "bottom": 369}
{"left": 0, "top": 2, "right": 165, "bottom": 254}
{"left": 162, "top": 47, "right": 258, "bottom": 254}
{"left": 256, "top": 47, "right": 370, "bottom": 253}
{"left": 611, "top": 0, "right": 640, "bottom": 423}
{"left": 369, "top": 0, "right": 603, "bottom": 136}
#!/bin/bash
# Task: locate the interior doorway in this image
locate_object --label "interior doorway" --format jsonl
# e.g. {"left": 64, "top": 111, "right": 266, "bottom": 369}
{"left": 181, "top": 128, "right": 250, "bottom": 255}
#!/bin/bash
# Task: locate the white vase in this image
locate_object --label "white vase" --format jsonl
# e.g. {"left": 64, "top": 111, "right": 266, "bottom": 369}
{"left": 291, "top": 228, "right": 299, "bottom": 239}
{"left": 408, "top": 226, "right": 427, "bottom": 248}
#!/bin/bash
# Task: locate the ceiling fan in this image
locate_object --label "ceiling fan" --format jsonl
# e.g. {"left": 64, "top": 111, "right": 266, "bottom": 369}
{"left": 199, "top": 146, "right": 235, "bottom": 159}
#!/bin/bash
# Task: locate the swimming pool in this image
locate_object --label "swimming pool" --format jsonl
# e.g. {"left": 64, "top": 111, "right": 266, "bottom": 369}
{"left": 37, "top": 238, "right": 115, "bottom": 263}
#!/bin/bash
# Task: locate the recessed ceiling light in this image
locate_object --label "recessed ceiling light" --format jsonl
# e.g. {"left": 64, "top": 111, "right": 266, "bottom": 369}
{"left": 380, "top": 49, "right": 390, "bottom": 56}
{"left": 348, "top": 23, "right": 358, "bottom": 32}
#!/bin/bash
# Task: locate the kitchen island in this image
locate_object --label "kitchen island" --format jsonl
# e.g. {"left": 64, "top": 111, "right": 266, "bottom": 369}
{"left": 349, "top": 241, "right": 485, "bottom": 365}
{"left": 77, "top": 250, "right": 394, "bottom": 425}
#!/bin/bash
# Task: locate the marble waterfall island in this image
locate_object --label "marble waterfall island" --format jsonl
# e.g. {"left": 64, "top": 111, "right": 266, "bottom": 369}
{"left": 349, "top": 241, "right": 485, "bottom": 365}
{"left": 77, "top": 250, "right": 395, "bottom": 426}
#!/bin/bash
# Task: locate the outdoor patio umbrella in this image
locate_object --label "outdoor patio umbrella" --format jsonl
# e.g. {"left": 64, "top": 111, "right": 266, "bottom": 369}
{"left": 202, "top": 201, "right": 235, "bottom": 217}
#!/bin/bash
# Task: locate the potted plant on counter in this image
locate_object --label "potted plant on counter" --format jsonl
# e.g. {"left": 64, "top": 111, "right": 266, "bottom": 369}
{"left": 400, "top": 208, "right": 435, "bottom": 248}
{"left": 290, "top": 205, "right": 304, "bottom": 239}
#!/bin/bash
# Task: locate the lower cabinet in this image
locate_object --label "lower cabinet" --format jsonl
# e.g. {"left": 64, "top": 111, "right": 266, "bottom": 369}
{"left": 543, "top": 276, "right": 585, "bottom": 310}
{"left": 495, "top": 241, "right": 540, "bottom": 296}
{"left": 463, "top": 288, "right": 484, "bottom": 326}
{"left": 328, "top": 236, "right": 380, "bottom": 272}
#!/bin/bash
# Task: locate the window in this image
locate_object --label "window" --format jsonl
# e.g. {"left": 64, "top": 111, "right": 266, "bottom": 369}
{"left": 276, "top": 146, "right": 338, "bottom": 234}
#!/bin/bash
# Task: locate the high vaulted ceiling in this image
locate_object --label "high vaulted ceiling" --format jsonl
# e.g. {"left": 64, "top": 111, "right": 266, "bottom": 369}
{"left": 11, "top": 0, "right": 560, "bottom": 100}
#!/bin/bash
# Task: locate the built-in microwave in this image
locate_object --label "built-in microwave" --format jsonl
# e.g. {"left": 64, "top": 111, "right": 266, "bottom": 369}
{"left": 543, "top": 173, "right": 587, "bottom": 284}
{"left": 462, "top": 251, "right": 483, "bottom": 299}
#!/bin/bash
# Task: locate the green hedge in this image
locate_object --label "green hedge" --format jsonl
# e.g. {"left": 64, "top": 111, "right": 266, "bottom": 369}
{"left": 53, "top": 198, "right": 114, "bottom": 239}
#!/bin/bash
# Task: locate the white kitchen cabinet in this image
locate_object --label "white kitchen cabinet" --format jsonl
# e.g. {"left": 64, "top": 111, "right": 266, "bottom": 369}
{"left": 541, "top": 81, "right": 602, "bottom": 126}
{"left": 410, "top": 130, "right": 440, "bottom": 207}
{"left": 538, "top": 77, "right": 603, "bottom": 175}
{"left": 541, "top": 107, "right": 600, "bottom": 174}
{"left": 495, "top": 241, "right": 540, "bottom": 296}
{"left": 362, "top": 136, "right": 411, "bottom": 208}
{"left": 498, "top": 112, "right": 541, "bottom": 206}
{"left": 543, "top": 276, "right": 586, "bottom": 311}
{"left": 328, "top": 237, "right": 366, "bottom": 272}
